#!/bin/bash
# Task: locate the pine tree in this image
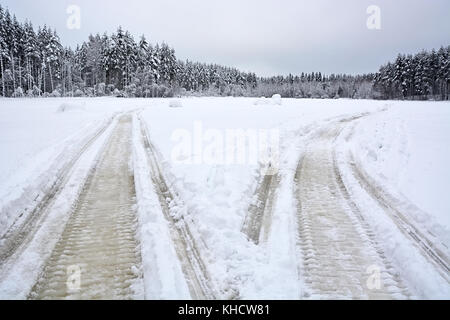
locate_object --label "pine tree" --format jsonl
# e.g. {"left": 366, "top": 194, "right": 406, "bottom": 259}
{"left": 3, "top": 10, "right": 16, "bottom": 93}
{"left": 23, "top": 21, "right": 39, "bottom": 93}
{"left": 12, "top": 15, "right": 25, "bottom": 93}
{"left": 106, "top": 27, "right": 137, "bottom": 89}
{"left": 0, "top": 5, "right": 9, "bottom": 96}
{"left": 82, "top": 34, "right": 105, "bottom": 92}
{"left": 123, "top": 30, "right": 137, "bottom": 89}
{"left": 158, "top": 43, "right": 177, "bottom": 85}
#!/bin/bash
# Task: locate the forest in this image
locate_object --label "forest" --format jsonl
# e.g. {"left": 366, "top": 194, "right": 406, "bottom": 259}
{"left": 0, "top": 5, "right": 448, "bottom": 100}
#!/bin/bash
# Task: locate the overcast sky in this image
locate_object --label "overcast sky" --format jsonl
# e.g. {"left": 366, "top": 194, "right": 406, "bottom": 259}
{"left": 2, "top": 0, "right": 449, "bottom": 76}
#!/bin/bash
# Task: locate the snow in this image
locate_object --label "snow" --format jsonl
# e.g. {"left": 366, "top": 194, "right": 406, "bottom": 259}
{"left": 0, "top": 115, "right": 117, "bottom": 298}
{"left": 347, "top": 102, "right": 450, "bottom": 239}
{"left": 0, "top": 97, "right": 449, "bottom": 299}
{"left": 0, "top": 101, "right": 102, "bottom": 237}
{"left": 272, "top": 94, "right": 282, "bottom": 105}
{"left": 138, "top": 98, "right": 385, "bottom": 298}
{"left": 169, "top": 99, "right": 183, "bottom": 108}
{"left": 253, "top": 95, "right": 282, "bottom": 106}
{"left": 0, "top": 98, "right": 148, "bottom": 238}
{"left": 131, "top": 113, "right": 191, "bottom": 299}
{"left": 253, "top": 97, "right": 268, "bottom": 105}
{"left": 56, "top": 102, "right": 86, "bottom": 113}
{"left": 334, "top": 102, "right": 450, "bottom": 299}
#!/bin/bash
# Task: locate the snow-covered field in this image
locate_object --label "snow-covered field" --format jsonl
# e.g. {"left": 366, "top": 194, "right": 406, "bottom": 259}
{"left": 349, "top": 103, "right": 450, "bottom": 230}
{"left": 0, "top": 97, "right": 448, "bottom": 299}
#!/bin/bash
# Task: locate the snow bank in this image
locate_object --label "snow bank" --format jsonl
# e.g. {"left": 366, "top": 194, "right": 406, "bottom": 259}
{"left": 169, "top": 99, "right": 183, "bottom": 108}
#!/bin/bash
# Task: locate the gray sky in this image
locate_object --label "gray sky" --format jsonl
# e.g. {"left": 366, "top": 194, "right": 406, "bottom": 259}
{"left": 1, "top": 0, "right": 449, "bottom": 76}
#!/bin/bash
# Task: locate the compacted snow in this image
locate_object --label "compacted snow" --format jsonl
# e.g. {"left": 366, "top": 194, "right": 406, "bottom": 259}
{"left": 0, "top": 97, "right": 448, "bottom": 299}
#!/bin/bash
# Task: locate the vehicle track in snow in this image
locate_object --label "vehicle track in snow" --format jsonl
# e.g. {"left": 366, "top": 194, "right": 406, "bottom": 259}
{"left": 348, "top": 152, "right": 450, "bottom": 281}
{"left": 29, "top": 115, "right": 142, "bottom": 300}
{"left": 242, "top": 169, "right": 280, "bottom": 245}
{"left": 295, "top": 116, "right": 407, "bottom": 299}
{"left": 138, "top": 116, "right": 217, "bottom": 300}
{"left": 0, "top": 115, "right": 116, "bottom": 265}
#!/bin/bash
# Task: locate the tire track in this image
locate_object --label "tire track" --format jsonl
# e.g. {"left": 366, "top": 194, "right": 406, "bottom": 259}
{"left": 138, "top": 116, "right": 216, "bottom": 300}
{"left": 294, "top": 119, "right": 405, "bottom": 299}
{"left": 349, "top": 152, "right": 450, "bottom": 281}
{"left": 0, "top": 115, "right": 116, "bottom": 265}
{"left": 332, "top": 151, "right": 411, "bottom": 298}
{"left": 242, "top": 169, "right": 280, "bottom": 245}
{"left": 29, "top": 114, "right": 141, "bottom": 300}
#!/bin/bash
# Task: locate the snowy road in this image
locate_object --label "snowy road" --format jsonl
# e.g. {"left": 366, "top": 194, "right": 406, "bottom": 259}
{"left": 0, "top": 116, "right": 115, "bottom": 264}
{"left": 30, "top": 114, "right": 141, "bottom": 299}
{"left": 294, "top": 116, "right": 409, "bottom": 299}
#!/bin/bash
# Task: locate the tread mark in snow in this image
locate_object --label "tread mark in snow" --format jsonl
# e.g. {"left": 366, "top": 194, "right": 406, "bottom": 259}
{"left": 0, "top": 115, "right": 115, "bottom": 265}
{"left": 29, "top": 115, "right": 142, "bottom": 299}
{"left": 295, "top": 118, "right": 406, "bottom": 299}
{"left": 138, "top": 117, "right": 218, "bottom": 300}
{"left": 349, "top": 153, "right": 450, "bottom": 281}
{"left": 332, "top": 151, "right": 411, "bottom": 298}
{"left": 242, "top": 170, "right": 280, "bottom": 245}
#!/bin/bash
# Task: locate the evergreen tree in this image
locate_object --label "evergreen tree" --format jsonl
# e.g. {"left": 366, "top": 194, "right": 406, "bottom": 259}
{"left": 0, "top": 5, "right": 10, "bottom": 96}
{"left": 0, "top": 5, "right": 447, "bottom": 100}
{"left": 23, "top": 21, "right": 39, "bottom": 93}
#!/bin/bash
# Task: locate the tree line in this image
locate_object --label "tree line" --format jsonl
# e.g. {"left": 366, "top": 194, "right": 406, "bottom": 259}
{"left": 374, "top": 48, "right": 450, "bottom": 100}
{"left": 0, "top": 5, "right": 448, "bottom": 100}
